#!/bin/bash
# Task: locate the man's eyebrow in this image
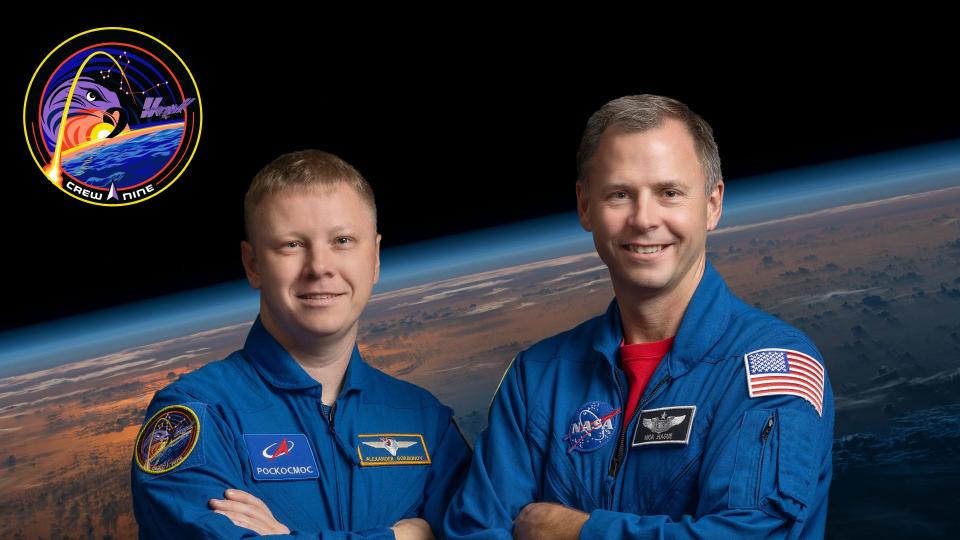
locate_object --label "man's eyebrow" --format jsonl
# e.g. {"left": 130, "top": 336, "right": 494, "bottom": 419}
{"left": 286, "top": 225, "right": 355, "bottom": 235}
{"left": 651, "top": 180, "right": 690, "bottom": 190}
{"left": 603, "top": 180, "right": 691, "bottom": 191}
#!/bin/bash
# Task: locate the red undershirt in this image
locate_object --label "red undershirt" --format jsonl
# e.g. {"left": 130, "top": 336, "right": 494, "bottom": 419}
{"left": 619, "top": 335, "right": 675, "bottom": 422}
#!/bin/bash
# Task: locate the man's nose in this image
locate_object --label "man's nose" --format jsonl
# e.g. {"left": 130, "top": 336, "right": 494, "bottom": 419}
{"left": 628, "top": 192, "right": 660, "bottom": 231}
{"left": 303, "top": 247, "right": 335, "bottom": 278}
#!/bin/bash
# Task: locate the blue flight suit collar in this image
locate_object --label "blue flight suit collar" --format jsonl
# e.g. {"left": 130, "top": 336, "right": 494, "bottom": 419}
{"left": 243, "top": 315, "right": 368, "bottom": 396}
{"left": 592, "top": 260, "right": 733, "bottom": 379}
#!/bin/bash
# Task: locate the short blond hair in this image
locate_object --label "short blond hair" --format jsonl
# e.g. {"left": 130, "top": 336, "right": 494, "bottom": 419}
{"left": 244, "top": 150, "right": 377, "bottom": 240}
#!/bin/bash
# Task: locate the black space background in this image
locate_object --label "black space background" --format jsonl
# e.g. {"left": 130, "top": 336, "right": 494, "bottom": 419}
{"left": 3, "top": 16, "right": 957, "bottom": 332}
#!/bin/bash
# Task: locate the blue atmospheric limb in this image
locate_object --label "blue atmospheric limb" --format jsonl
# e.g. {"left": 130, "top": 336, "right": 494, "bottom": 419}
{"left": 2, "top": 138, "right": 959, "bottom": 379}
{"left": 0, "top": 282, "right": 259, "bottom": 378}
{"left": 377, "top": 212, "right": 593, "bottom": 292}
{"left": 382, "top": 138, "right": 960, "bottom": 289}
{"left": 721, "top": 139, "right": 960, "bottom": 227}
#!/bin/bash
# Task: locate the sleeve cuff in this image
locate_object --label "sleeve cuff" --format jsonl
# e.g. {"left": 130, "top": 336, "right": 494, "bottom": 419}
{"left": 580, "top": 509, "right": 659, "bottom": 539}
{"left": 286, "top": 526, "right": 395, "bottom": 539}
{"left": 580, "top": 510, "right": 613, "bottom": 540}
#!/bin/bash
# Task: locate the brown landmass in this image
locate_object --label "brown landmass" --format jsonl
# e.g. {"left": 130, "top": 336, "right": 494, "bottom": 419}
{"left": 2, "top": 186, "right": 959, "bottom": 539}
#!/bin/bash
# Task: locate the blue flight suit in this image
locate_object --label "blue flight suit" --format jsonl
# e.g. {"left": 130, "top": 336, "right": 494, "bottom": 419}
{"left": 132, "top": 316, "right": 471, "bottom": 539}
{"left": 444, "top": 261, "right": 834, "bottom": 539}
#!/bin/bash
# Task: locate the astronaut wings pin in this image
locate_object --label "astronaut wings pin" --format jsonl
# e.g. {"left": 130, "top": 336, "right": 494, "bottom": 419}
{"left": 362, "top": 437, "right": 418, "bottom": 457}
{"left": 642, "top": 411, "right": 687, "bottom": 434}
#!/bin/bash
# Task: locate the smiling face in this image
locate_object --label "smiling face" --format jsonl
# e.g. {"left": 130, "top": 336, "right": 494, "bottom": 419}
{"left": 577, "top": 118, "right": 723, "bottom": 303}
{"left": 241, "top": 183, "right": 381, "bottom": 353}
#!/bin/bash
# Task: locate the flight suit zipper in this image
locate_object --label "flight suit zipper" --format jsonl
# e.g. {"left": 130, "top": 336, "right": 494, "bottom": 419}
{"left": 608, "top": 368, "right": 627, "bottom": 479}
{"left": 608, "top": 373, "right": 672, "bottom": 485}
{"left": 756, "top": 414, "right": 775, "bottom": 504}
{"left": 324, "top": 401, "right": 346, "bottom": 529}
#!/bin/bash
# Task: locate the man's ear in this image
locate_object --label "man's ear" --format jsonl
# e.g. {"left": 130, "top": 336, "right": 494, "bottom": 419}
{"left": 241, "top": 240, "right": 261, "bottom": 289}
{"left": 576, "top": 180, "right": 592, "bottom": 232}
{"left": 706, "top": 179, "right": 724, "bottom": 232}
{"left": 373, "top": 233, "right": 382, "bottom": 284}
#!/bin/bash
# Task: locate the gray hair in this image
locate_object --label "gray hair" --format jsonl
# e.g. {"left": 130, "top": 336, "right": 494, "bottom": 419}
{"left": 576, "top": 94, "right": 722, "bottom": 195}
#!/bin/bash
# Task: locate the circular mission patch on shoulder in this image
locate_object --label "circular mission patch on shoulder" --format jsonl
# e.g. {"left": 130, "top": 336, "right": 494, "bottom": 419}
{"left": 135, "top": 404, "right": 200, "bottom": 474}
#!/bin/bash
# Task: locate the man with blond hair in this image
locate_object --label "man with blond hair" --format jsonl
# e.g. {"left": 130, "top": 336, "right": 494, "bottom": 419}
{"left": 132, "top": 150, "right": 470, "bottom": 539}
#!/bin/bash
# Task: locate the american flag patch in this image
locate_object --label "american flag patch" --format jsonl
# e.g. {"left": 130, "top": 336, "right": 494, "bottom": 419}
{"left": 743, "top": 348, "right": 825, "bottom": 416}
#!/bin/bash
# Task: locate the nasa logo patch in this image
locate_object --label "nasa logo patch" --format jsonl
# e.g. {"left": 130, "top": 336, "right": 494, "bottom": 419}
{"left": 632, "top": 405, "right": 697, "bottom": 447}
{"left": 135, "top": 404, "right": 201, "bottom": 474}
{"left": 563, "top": 401, "right": 621, "bottom": 453}
{"left": 243, "top": 434, "right": 319, "bottom": 481}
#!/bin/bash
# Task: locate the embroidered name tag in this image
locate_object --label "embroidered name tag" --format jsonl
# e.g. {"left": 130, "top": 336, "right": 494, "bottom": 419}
{"left": 357, "top": 434, "right": 431, "bottom": 466}
{"left": 243, "top": 433, "right": 319, "bottom": 481}
{"left": 632, "top": 405, "right": 697, "bottom": 447}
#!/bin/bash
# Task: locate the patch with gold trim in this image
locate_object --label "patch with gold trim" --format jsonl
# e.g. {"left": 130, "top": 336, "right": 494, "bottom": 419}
{"left": 357, "top": 434, "right": 431, "bottom": 466}
{"left": 135, "top": 404, "right": 201, "bottom": 474}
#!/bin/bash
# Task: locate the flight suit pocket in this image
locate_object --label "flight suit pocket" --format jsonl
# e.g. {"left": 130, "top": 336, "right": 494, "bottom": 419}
{"left": 766, "top": 408, "right": 820, "bottom": 521}
{"left": 358, "top": 464, "right": 430, "bottom": 519}
{"left": 728, "top": 408, "right": 820, "bottom": 522}
{"left": 532, "top": 409, "right": 601, "bottom": 512}
{"left": 544, "top": 432, "right": 603, "bottom": 511}
{"left": 648, "top": 447, "right": 704, "bottom": 516}
{"left": 728, "top": 409, "right": 776, "bottom": 509}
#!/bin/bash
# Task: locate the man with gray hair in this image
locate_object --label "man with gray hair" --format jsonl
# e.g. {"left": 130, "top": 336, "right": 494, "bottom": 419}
{"left": 444, "top": 95, "right": 834, "bottom": 539}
